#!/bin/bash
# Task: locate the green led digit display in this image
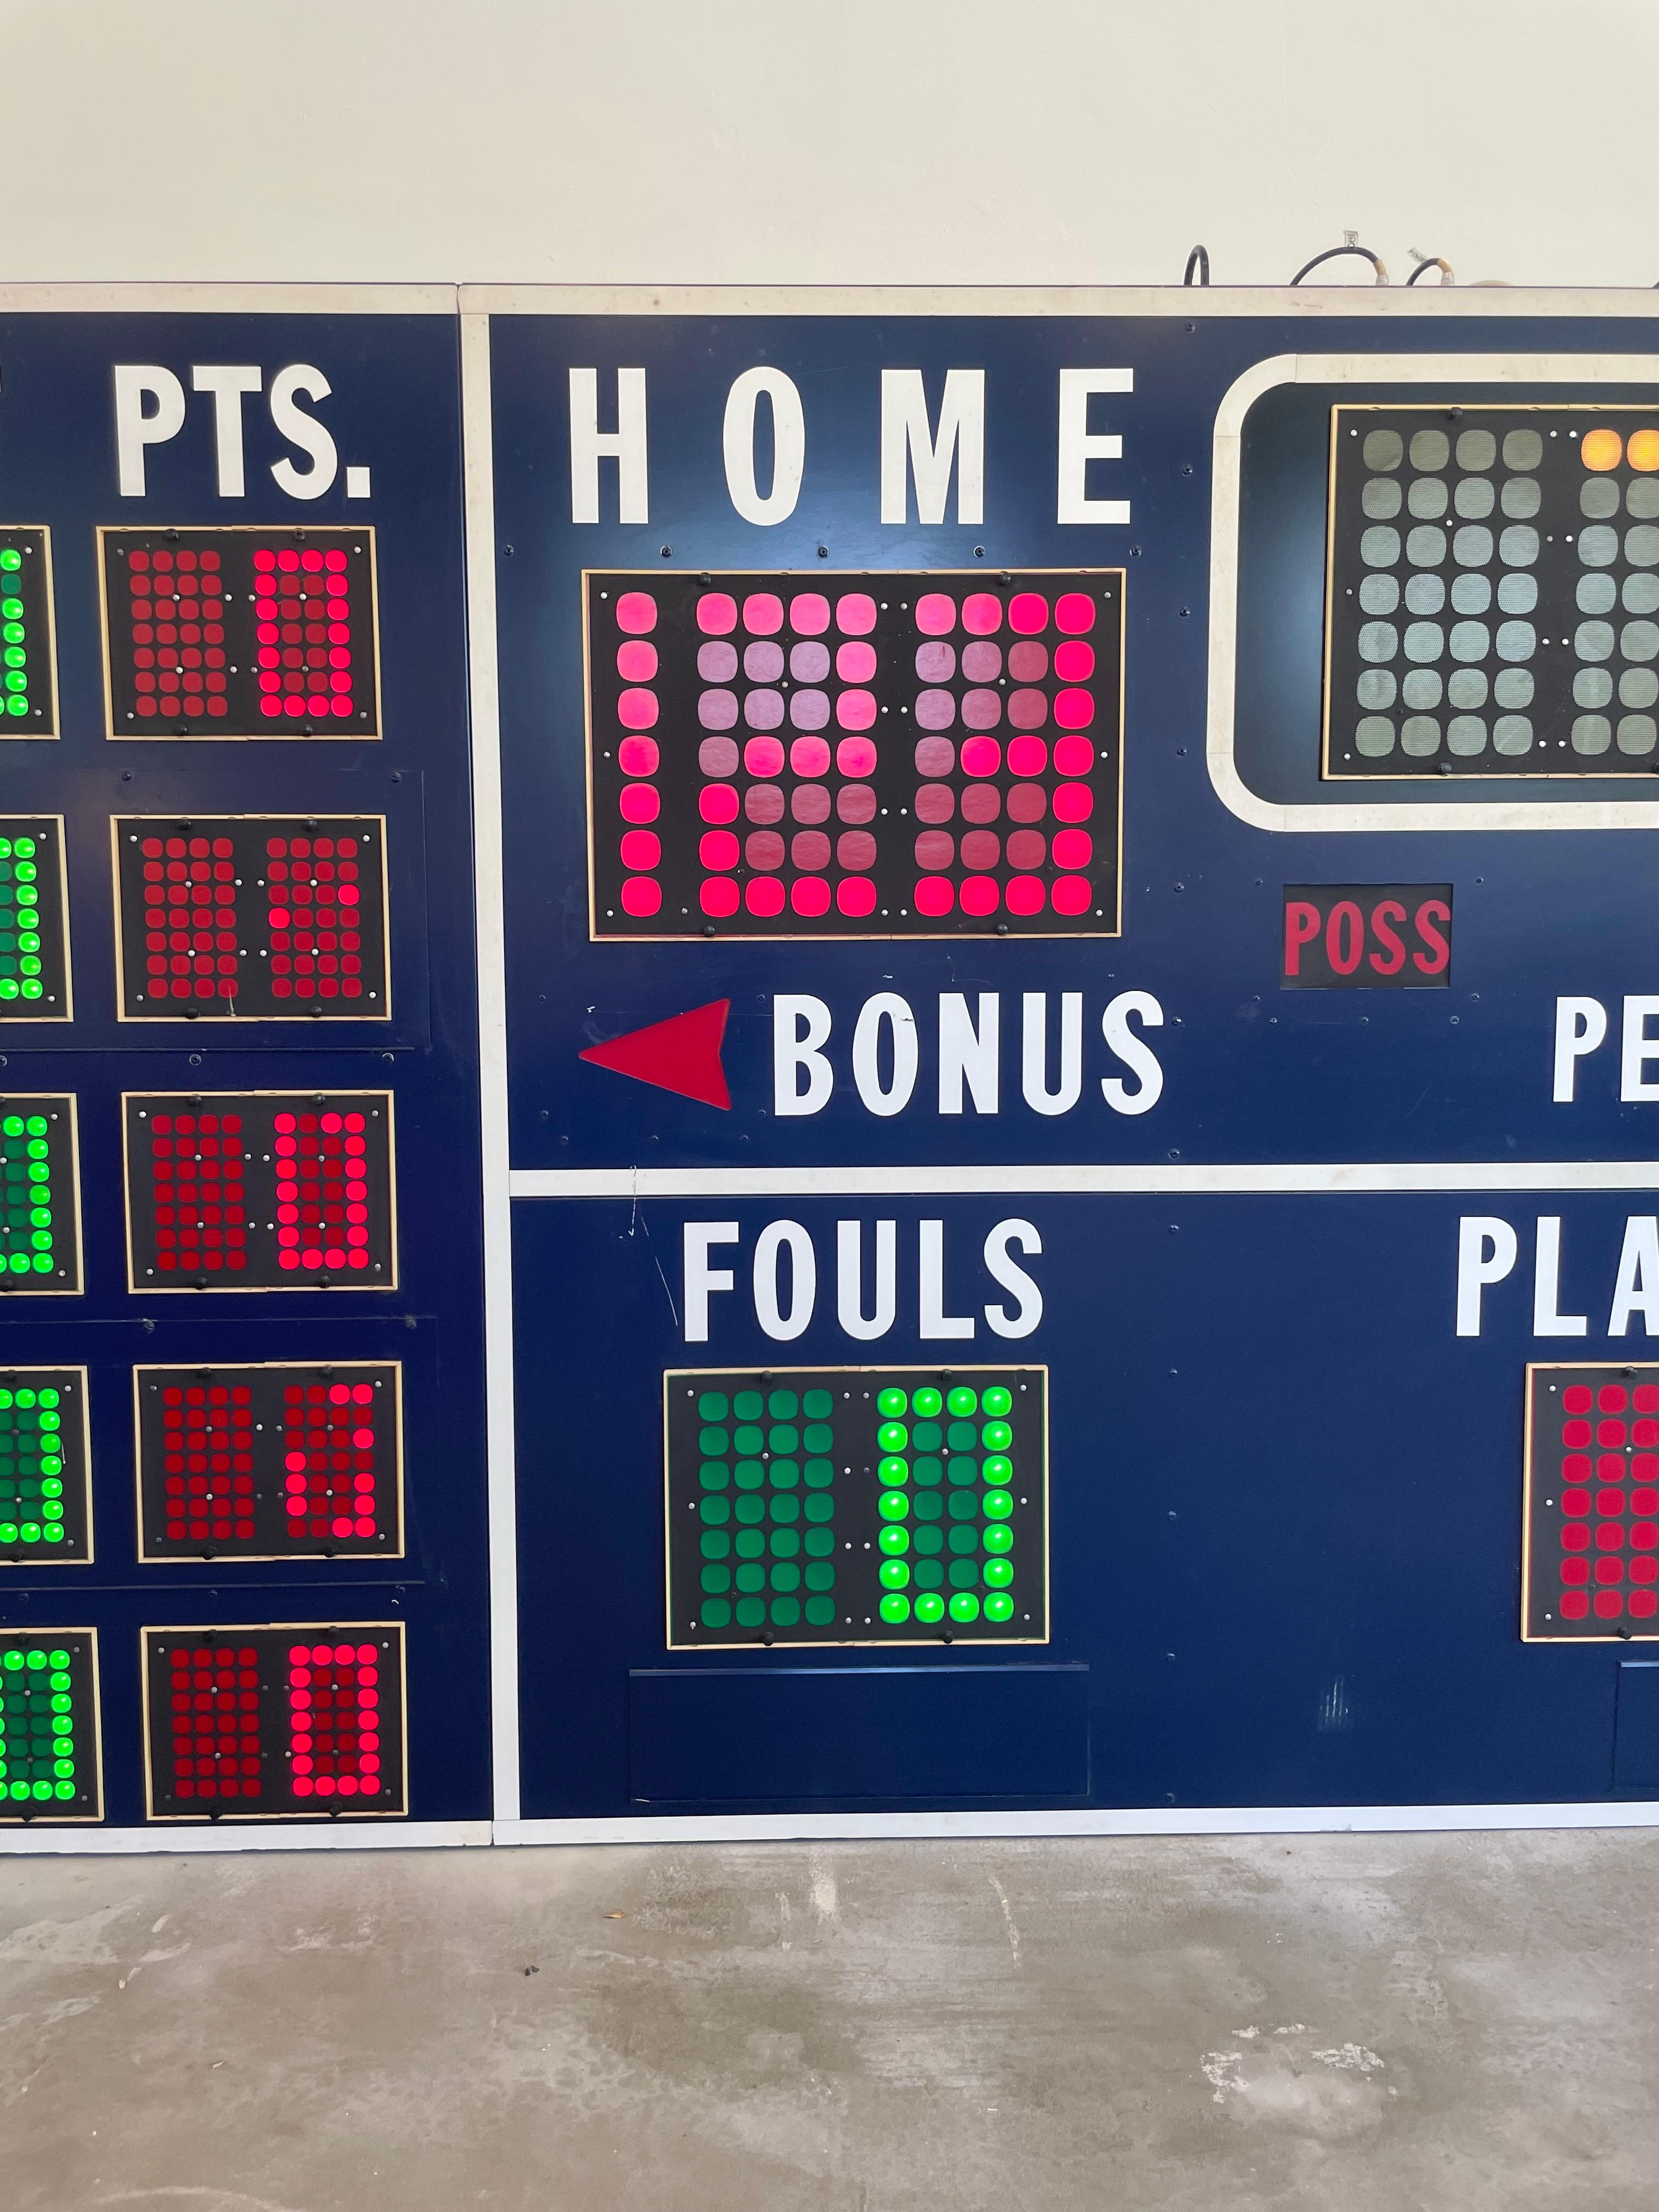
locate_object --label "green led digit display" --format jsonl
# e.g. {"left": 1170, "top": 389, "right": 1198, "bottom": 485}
{"left": 666, "top": 1367, "right": 1047, "bottom": 1647}
{"left": 0, "top": 819, "right": 71, "bottom": 1017}
{"left": 0, "top": 1369, "right": 92, "bottom": 1562}
{"left": 0, "top": 528, "right": 59, "bottom": 737}
{"left": 0, "top": 1630, "right": 101, "bottom": 1820}
{"left": 0, "top": 1096, "right": 81, "bottom": 1293}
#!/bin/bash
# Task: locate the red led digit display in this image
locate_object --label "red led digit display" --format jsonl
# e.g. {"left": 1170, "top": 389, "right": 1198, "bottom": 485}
{"left": 123, "top": 1092, "right": 397, "bottom": 1293}
{"left": 134, "top": 1363, "right": 403, "bottom": 1561}
{"left": 112, "top": 816, "right": 388, "bottom": 1020}
{"left": 1525, "top": 1363, "right": 1659, "bottom": 1639}
{"left": 142, "top": 1624, "right": 406, "bottom": 1819}
{"left": 100, "top": 528, "right": 380, "bottom": 740}
{"left": 586, "top": 571, "right": 1124, "bottom": 939}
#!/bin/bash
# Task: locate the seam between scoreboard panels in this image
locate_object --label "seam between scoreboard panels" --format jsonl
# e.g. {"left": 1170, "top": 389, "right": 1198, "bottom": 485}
{"left": 461, "top": 306, "right": 523, "bottom": 1825}
{"left": 495, "top": 1801, "right": 1659, "bottom": 1843}
{"left": 1207, "top": 350, "right": 1659, "bottom": 834}
{"left": 509, "top": 1161, "right": 1659, "bottom": 1199}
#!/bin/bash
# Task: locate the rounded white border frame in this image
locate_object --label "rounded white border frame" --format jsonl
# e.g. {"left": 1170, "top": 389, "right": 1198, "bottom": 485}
{"left": 1207, "top": 350, "right": 1659, "bottom": 832}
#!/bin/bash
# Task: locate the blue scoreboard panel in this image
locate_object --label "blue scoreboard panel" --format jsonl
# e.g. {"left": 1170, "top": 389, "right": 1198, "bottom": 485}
{"left": 0, "top": 291, "right": 488, "bottom": 1843}
{"left": 475, "top": 292, "right": 1659, "bottom": 1835}
{"left": 7, "top": 284, "right": 1659, "bottom": 1847}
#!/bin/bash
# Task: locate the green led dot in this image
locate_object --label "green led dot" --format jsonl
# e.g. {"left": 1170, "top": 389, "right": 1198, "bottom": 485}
{"left": 876, "top": 1387, "right": 908, "bottom": 1417}
{"left": 983, "top": 1491, "right": 1014, "bottom": 1520}
{"left": 30, "top": 1254, "right": 53, "bottom": 1273}
{"left": 732, "top": 1390, "right": 763, "bottom": 1421}
{"left": 697, "top": 1424, "right": 729, "bottom": 1455}
{"left": 733, "top": 1424, "right": 764, "bottom": 1455}
{"left": 878, "top": 1524, "right": 909, "bottom": 1555}
{"left": 912, "top": 1522, "right": 944, "bottom": 1553}
{"left": 949, "top": 1592, "right": 981, "bottom": 1622}
{"left": 1, "top": 1116, "right": 20, "bottom": 1137}
{"left": 915, "top": 1592, "right": 946, "bottom": 1623}
{"left": 698, "top": 1462, "right": 730, "bottom": 1491}
{"left": 4, "top": 699, "right": 25, "bottom": 716}
{"left": 13, "top": 839, "right": 32, "bottom": 860}
{"left": 984, "top": 1522, "right": 1014, "bottom": 1554}
{"left": 876, "top": 1420, "right": 908, "bottom": 1452}
{"left": 15, "top": 1394, "right": 34, "bottom": 1412}
{"left": 769, "top": 1522, "right": 799, "bottom": 1553}
{"left": 0, "top": 550, "right": 20, "bottom": 572}
{"left": 981, "top": 1420, "right": 1013, "bottom": 1451}
{"left": 804, "top": 1558, "right": 835, "bottom": 1588}
{"left": 768, "top": 1459, "right": 799, "bottom": 1489}
{"left": 8, "top": 1779, "right": 27, "bottom": 1800}
{"left": 696, "top": 1391, "right": 729, "bottom": 1421}
{"left": 52, "top": 1757, "right": 75, "bottom": 1779}
{"left": 19, "top": 981, "right": 40, "bottom": 1001}
{"left": 733, "top": 1500, "right": 765, "bottom": 1532}
{"left": 20, "top": 1522, "right": 40, "bottom": 1543}
{"left": 701, "top": 1599, "right": 731, "bottom": 1629}
{"left": 1, "top": 1649, "right": 19, "bottom": 1669}
{"left": 3, "top": 646, "right": 25, "bottom": 669}
{"left": 802, "top": 1422, "right": 833, "bottom": 1452}
{"left": 0, "top": 597, "right": 19, "bottom": 617}
{"left": 0, "top": 1523, "right": 15, "bottom": 1543}
{"left": 803, "top": 1499, "right": 835, "bottom": 1531}
{"left": 30, "top": 1780, "right": 52, "bottom": 1801}
{"left": 983, "top": 1455, "right": 1013, "bottom": 1484}
{"left": 802, "top": 1389, "right": 833, "bottom": 1419}
{"left": 879, "top": 1593, "right": 911, "bottom": 1624}
{"left": 947, "top": 1458, "right": 978, "bottom": 1486}
{"left": 0, "top": 625, "right": 16, "bottom": 646}
{"left": 878, "top": 1559, "right": 910, "bottom": 1590}
{"left": 878, "top": 1455, "right": 909, "bottom": 1485}
{"left": 946, "top": 1386, "right": 979, "bottom": 1417}
{"left": 804, "top": 1594, "right": 837, "bottom": 1624}
{"left": 803, "top": 1459, "right": 834, "bottom": 1488}
{"left": 984, "top": 1556, "right": 1014, "bottom": 1588}
{"left": 768, "top": 1424, "right": 798, "bottom": 1454}
{"left": 948, "top": 1524, "right": 979, "bottom": 1554}
{"left": 912, "top": 1456, "right": 943, "bottom": 1486}
{"left": 770, "top": 1562, "right": 800, "bottom": 1592}
{"left": 42, "top": 1525, "right": 61, "bottom": 1544}
{"left": 734, "top": 1459, "right": 764, "bottom": 1489}
{"left": 769, "top": 1597, "right": 799, "bottom": 1626}
{"left": 877, "top": 1489, "right": 910, "bottom": 1521}
{"left": 767, "top": 1389, "right": 798, "bottom": 1419}
{"left": 735, "top": 1562, "right": 766, "bottom": 1593}
{"left": 26, "top": 1649, "right": 46, "bottom": 1670}
{"left": 699, "top": 1565, "right": 731, "bottom": 1594}
{"left": 48, "top": 1649, "right": 69, "bottom": 1668}
{"left": 699, "top": 1496, "right": 730, "bottom": 1525}
{"left": 735, "top": 1596, "right": 765, "bottom": 1627}
{"left": 946, "top": 1421, "right": 978, "bottom": 1451}
{"left": 0, "top": 983, "right": 16, "bottom": 1002}
{"left": 7, "top": 1256, "right": 30, "bottom": 1276}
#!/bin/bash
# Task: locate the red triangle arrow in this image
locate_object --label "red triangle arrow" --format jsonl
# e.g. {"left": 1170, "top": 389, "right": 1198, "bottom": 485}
{"left": 578, "top": 999, "right": 732, "bottom": 1110}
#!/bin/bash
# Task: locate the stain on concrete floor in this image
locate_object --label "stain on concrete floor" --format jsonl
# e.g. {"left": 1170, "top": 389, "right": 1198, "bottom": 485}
{"left": 0, "top": 1831, "right": 1655, "bottom": 2211}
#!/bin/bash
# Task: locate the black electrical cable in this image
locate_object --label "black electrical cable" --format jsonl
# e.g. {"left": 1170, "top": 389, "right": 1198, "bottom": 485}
{"left": 1182, "top": 245, "right": 1210, "bottom": 286}
{"left": 1290, "top": 244, "right": 1388, "bottom": 286}
{"left": 1407, "top": 256, "right": 1453, "bottom": 286}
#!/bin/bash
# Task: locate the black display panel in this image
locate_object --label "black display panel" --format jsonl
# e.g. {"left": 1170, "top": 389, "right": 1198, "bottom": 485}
{"left": 665, "top": 1365, "right": 1048, "bottom": 1648}
{"left": 587, "top": 572, "right": 1122, "bottom": 938}
{"left": 0, "top": 1369, "right": 91, "bottom": 1566}
{"left": 112, "top": 816, "right": 389, "bottom": 1020}
{"left": 0, "top": 1629, "right": 101, "bottom": 1821}
{"left": 122, "top": 1091, "right": 397, "bottom": 1293}
{"left": 0, "top": 1095, "right": 81, "bottom": 1294}
{"left": 134, "top": 1362, "right": 403, "bottom": 1561}
{"left": 0, "top": 524, "right": 58, "bottom": 738}
{"left": 142, "top": 1623, "right": 406, "bottom": 1819}
{"left": 1280, "top": 884, "right": 1453, "bottom": 989}
{"left": 1326, "top": 405, "right": 1659, "bottom": 778}
{"left": 0, "top": 817, "right": 70, "bottom": 1019}
{"left": 1525, "top": 1364, "right": 1659, "bottom": 1640}
{"left": 99, "top": 526, "right": 381, "bottom": 739}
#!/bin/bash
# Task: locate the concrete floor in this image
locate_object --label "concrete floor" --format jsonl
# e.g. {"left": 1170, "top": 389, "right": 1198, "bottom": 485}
{"left": 1, "top": 1832, "right": 1655, "bottom": 2212}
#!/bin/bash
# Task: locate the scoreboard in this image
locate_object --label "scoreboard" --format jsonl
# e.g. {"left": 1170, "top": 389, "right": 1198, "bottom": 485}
{"left": 3, "top": 284, "right": 1658, "bottom": 1848}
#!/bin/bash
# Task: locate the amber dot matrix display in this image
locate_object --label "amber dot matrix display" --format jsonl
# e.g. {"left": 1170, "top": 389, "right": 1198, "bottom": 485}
{"left": 664, "top": 1368, "right": 1047, "bottom": 1646}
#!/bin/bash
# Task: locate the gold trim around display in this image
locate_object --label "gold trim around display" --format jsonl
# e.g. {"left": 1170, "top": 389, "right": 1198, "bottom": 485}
{"left": 1323, "top": 405, "right": 1659, "bottom": 783}
{"left": 120, "top": 1090, "right": 399, "bottom": 1295}
{"left": 108, "top": 814, "right": 392, "bottom": 1024}
{"left": 1522, "top": 1360, "right": 1659, "bottom": 1643}
{"left": 0, "top": 1626, "right": 104, "bottom": 1822}
{"left": 662, "top": 1363, "right": 1051, "bottom": 1652}
{"left": 0, "top": 815, "right": 72, "bottom": 1023}
{"left": 131, "top": 1362, "right": 405, "bottom": 1564}
{"left": 585, "top": 569, "right": 1126, "bottom": 941}
{"left": 0, "top": 1365, "right": 92, "bottom": 1568}
{"left": 139, "top": 1621, "right": 408, "bottom": 1821}
{"left": 97, "top": 525, "right": 383, "bottom": 743}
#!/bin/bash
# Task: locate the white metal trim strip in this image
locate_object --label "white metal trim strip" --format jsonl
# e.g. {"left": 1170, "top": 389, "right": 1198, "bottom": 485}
{"left": 0, "top": 1821, "right": 492, "bottom": 1856}
{"left": 459, "top": 284, "right": 1659, "bottom": 321}
{"left": 460, "top": 307, "right": 523, "bottom": 1823}
{"left": 0, "top": 282, "right": 459, "bottom": 315}
{"left": 1207, "top": 350, "right": 1659, "bottom": 832}
{"left": 510, "top": 1161, "right": 1659, "bottom": 1200}
{"left": 496, "top": 1801, "right": 1658, "bottom": 1843}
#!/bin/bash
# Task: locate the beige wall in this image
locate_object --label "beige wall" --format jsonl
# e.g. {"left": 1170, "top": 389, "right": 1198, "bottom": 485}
{"left": 3, "top": 0, "right": 1655, "bottom": 289}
